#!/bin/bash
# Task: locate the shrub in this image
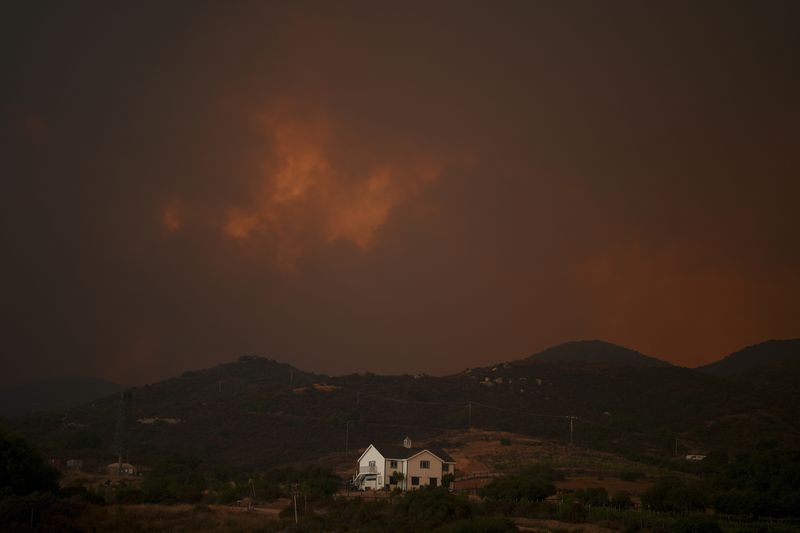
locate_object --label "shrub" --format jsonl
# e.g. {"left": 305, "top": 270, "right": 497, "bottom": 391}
{"left": 439, "top": 516, "right": 518, "bottom": 532}
{"left": 642, "top": 477, "right": 707, "bottom": 512}
{"left": 618, "top": 470, "right": 642, "bottom": 482}
{"left": 671, "top": 515, "right": 723, "bottom": 533}
{"left": 398, "top": 487, "right": 473, "bottom": 529}
{"left": 481, "top": 477, "right": 555, "bottom": 502}
{"left": 0, "top": 429, "right": 60, "bottom": 496}
{"left": 611, "top": 491, "right": 633, "bottom": 510}
{"left": 141, "top": 456, "right": 206, "bottom": 503}
{"left": 575, "top": 487, "right": 608, "bottom": 506}
{"left": 500, "top": 438, "right": 512, "bottom": 446}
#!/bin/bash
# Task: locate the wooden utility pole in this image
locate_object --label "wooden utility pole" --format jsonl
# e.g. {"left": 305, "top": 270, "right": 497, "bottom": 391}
{"left": 345, "top": 421, "right": 350, "bottom": 454}
{"left": 567, "top": 416, "right": 577, "bottom": 446}
{"left": 291, "top": 484, "right": 299, "bottom": 525}
{"left": 467, "top": 401, "right": 472, "bottom": 428}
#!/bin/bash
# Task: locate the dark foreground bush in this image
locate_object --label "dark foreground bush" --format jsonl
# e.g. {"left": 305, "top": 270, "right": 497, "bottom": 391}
{"left": 641, "top": 477, "right": 707, "bottom": 512}
{"left": 480, "top": 466, "right": 560, "bottom": 503}
{"left": 671, "top": 515, "right": 723, "bottom": 533}
{"left": 438, "top": 516, "right": 518, "bottom": 532}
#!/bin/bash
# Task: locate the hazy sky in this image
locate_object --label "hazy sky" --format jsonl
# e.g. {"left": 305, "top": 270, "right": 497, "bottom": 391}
{"left": 2, "top": 1, "right": 799, "bottom": 386}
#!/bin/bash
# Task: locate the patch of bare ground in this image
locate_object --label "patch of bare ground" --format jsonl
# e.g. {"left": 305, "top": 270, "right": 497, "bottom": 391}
{"left": 400, "top": 429, "right": 670, "bottom": 495}
{"left": 74, "top": 503, "right": 282, "bottom": 532}
{"left": 556, "top": 476, "right": 651, "bottom": 496}
{"left": 515, "top": 517, "right": 616, "bottom": 533}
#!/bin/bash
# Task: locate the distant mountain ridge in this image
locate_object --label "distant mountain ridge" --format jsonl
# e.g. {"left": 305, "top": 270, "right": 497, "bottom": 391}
{"left": 3, "top": 339, "right": 800, "bottom": 471}
{"left": 697, "top": 339, "right": 800, "bottom": 377}
{"left": 524, "top": 340, "right": 672, "bottom": 368}
{"left": 0, "top": 377, "right": 125, "bottom": 417}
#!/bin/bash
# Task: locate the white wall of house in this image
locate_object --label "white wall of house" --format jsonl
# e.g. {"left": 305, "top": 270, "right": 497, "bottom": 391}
{"left": 357, "top": 445, "right": 386, "bottom": 488}
{"left": 357, "top": 445, "right": 455, "bottom": 491}
{"left": 405, "top": 450, "right": 445, "bottom": 489}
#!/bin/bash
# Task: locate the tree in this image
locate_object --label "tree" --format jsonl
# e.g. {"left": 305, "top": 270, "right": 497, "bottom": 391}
{"left": 0, "top": 430, "right": 61, "bottom": 527}
{"left": 575, "top": 487, "right": 609, "bottom": 506}
{"left": 611, "top": 491, "right": 633, "bottom": 509}
{"left": 141, "top": 456, "right": 205, "bottom": 503}
{"left": 0, "top": 429, "right": 59, "bottom": 496}
{"left": 442, "top": 473, "right": 455, "bottom": 488}
{"left": 642, "top": 477, "right": 707, "bottom": 512}
{"left": 479, "top": 467, "right": 559, "bottom": 502}
{"left": 392, "top": 470, "right": 405, "bottom": 491}
{"left": 397, "top": 486, "right": 472, "bottom": 529}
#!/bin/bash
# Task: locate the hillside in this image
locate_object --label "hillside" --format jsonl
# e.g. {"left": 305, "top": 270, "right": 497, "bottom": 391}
{"left": 524, "top": 340, "right": 672, "bottom": 368}
{"left": 4, "top": 341, "right": 800, "bottom": 473}
{"left": 697, "top": 339, "right": 800, "bottom": 377}
{"left": 0, "top": 377, "right": 125, "bottom": 417}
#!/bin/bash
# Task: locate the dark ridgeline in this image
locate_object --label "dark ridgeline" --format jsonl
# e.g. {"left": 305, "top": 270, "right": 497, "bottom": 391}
{"left": 696, "top": 338, "right": 800, "bottom": 376}
{"left": 525, "top": 340, "right": 672, "bottom": 368}
{"left": 1, "top": 340, "right": 798, "bottom": 472}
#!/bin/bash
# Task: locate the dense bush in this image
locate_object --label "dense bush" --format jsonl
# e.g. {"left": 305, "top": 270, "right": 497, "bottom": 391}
{"left": 610, "top": 490, "right": 634, "bottom": 509}
{"left": 618, "top": 470, "right": 643, "bottom": 481}
{"left": 710, "top": 442, "right": 800, "bottom": 517}
{"left": 141, "top": 456, "right": 206, "bottom": 503}
{"left": 0, "top": 430, "right": 62, "bottom": 527}
{"left": 574, "top": 487, "right": 608, "bottom": 506}
{"left": 439, "top": 516, "right": 518, "bottom": 532}
{"left": 671, "top": 514, "right": 723, "bottom": 533}
{"left": 0, "top": 429, "right": 60, "bottom": 496}
{"left": 641, "top": 477, "right": 707, "bottom": 512}
{"left": 399, "top": 486, "right": 473, "bottom": 528}
{"left": 479, "top": 466, "right": 560, "bottom": 502}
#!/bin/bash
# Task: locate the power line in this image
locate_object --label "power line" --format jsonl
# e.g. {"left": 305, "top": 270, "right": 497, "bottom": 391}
{"left": 242, "top": 365, "right": 688, "bottom": 452}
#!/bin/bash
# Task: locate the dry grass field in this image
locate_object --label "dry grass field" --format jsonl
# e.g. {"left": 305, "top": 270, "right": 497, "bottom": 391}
{"left": 68, "top": 503, "right": 284, "bottom": 532}
{"left": 318, "top": 428, "right": 670, "bottom": 498}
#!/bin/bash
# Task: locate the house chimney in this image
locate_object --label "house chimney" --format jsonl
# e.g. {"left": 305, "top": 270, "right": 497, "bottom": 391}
{"left": 403, "top": 436, "right": 412, "bottom": 448}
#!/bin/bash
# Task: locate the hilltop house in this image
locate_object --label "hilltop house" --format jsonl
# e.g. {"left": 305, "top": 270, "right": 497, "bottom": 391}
{"left": 352, "top": 437, "right": 456, "bottom": 491}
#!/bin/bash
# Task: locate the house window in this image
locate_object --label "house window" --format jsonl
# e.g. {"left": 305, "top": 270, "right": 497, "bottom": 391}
{"left": 411, "top": 476, "right": 420, "bottom": 486}
{"left": 420, "top": 460, "right": 430, "bottom": 469}
{"left": 442, "top": 463, "right": 449, "bottom": 472}
{"left": 429, "top": 477, "right": 438, "bottom": 487}
{"left": 390, "top": 460, "right": 398, "bottom": 468}
{"left": 368, "top": 460, "right": 376, "bottom": 467}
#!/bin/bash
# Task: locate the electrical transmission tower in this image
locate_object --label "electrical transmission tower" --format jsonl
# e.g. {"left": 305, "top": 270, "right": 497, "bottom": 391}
{"left": 113, "top": 390, "right": 132, "bottom": 475}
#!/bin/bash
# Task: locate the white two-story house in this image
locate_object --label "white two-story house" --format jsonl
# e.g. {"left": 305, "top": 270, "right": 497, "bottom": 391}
{"left": 352, "top": 437, "right": 456, "bottom": 491}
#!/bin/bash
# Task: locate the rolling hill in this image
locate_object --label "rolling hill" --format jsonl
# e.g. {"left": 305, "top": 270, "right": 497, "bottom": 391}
{"left": 696, "top": 339, "right": 800, "bottom": 377}
{"left": 524, "top": 340, "right": 672, "bottom": 368}
{"left": 2, "top": 340, "right": 799, "bottom": 474}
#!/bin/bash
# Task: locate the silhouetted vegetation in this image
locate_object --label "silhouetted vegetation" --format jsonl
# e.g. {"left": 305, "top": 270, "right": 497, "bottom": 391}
{"left": 141, "top": 456, "right": 206, "bottom": 503}
{"left": 0, "top": 429, "right": 60, "bottom": 526}
{"left": 574, "top": 486, "right": 608, "bottom": 506}
{"left": 710, "top": 442, "right": 800, "bottom": 517}
{"left": 0, "top": 429, "right": 59, "bottom": 496}
{"left": 642, "top": 477, "right": 708, "bottom": 512}
{"left": 479, "top": 466, "right": 561, "bottom": 502}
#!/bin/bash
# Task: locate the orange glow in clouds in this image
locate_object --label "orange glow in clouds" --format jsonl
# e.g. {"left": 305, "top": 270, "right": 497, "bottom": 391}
{"left": 161, "top": 206, "right": 182, "bottom": 232}
{"left": 224, "top": 109, "right": 445, "bottom": 268}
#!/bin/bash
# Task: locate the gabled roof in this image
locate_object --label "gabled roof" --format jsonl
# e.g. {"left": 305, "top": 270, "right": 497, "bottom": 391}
{"left": 373, "top": 444, "right": 456, "bottom": 463}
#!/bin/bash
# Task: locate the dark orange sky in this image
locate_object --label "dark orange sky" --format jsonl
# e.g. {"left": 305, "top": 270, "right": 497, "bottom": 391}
{"left": 2, "top": 1, "right": 798, "bottom": 386}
